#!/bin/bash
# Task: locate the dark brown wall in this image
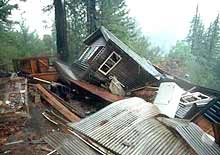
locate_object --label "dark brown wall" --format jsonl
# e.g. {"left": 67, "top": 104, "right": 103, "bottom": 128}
{"left": 88, "top": 41, "right": 156, "bottom": 91}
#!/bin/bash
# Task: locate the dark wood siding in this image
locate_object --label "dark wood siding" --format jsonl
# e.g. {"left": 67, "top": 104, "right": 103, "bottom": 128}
{"left": 90, "top": 37, "right": 106, "bottom": 47}
{"left": 89, "top": 42, "right": 157, "bottom": 91}
{"left": 74, "top": 37, "right": 157, "bottom": 91}
{"left": 74, "top": 37, "right": 106, "bottom": 79}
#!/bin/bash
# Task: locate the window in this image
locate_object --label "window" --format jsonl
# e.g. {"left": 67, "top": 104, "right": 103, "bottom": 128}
{"left": 79, "top": 46, "right": 104, "bottom": 62}
{"left": 98, "top": 52, "right": 121, "bottom": 75}
{"left": 79, "top": 47, "right": 92, "bottom": 61}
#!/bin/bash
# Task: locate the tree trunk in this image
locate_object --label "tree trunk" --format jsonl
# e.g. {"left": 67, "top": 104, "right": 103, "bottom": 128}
{"left": 54, "top": 0, "right": 69, "bottom": 62}
{"left": 86, "top": 0, "right": 97, "bottom": 34}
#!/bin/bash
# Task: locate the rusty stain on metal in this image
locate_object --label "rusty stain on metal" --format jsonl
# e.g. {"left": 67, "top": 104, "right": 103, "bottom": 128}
{"left": 69, "top": 97, "right": 198, "bottom": 155}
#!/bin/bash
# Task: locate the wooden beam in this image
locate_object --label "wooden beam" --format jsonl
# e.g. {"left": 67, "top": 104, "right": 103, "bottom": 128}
{"left": 70, "top": 79, "right": 124, "bottom": 103}
{"left": 36, "top": 84, "right": 80, "bottom": 122}
{"left": 213, "top": 123, "right": 220, "bottom": 145}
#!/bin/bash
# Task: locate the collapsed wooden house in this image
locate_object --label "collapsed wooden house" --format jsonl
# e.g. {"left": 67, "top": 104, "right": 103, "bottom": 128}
{"left": 72, "top": 26, "right": 163, "bottom": 92}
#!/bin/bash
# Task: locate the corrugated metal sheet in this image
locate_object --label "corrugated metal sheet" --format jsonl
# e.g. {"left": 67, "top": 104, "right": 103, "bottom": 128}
{"left": 176, "top": 103, "right": 194, "bottom": 118}
{"left": 203, "top": 98, "right": 220, "bottom": 123}
{"left": 69, "top": 97, "right": 196, "bottom": 155}
{"left": 157, "top": 117, "right": 220, "bottom": 155}
{"left": 43, "top": 132, "right": 101, "bottom": 155}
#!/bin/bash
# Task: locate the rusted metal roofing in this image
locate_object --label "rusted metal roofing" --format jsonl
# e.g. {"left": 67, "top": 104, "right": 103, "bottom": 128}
{"left": 43, "top": 132, "right": 101, "bottom": 155}
{"left": 69, "top": 97, "right": 199, "bottom": 155}
{"left": 157, "top": 117, "right": 220, "bottom": 155}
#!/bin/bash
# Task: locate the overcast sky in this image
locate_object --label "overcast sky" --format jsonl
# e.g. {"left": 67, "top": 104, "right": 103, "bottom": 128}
{"left": 10, "top": 0, "right": 220, "bottom": 52}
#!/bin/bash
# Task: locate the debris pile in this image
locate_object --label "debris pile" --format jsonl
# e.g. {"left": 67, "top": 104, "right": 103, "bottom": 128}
{"left": 1, "top": 26, "right": 220, "bottom": 154}
{"left": 0, "top": 77, "right": 28, "bottom": 146}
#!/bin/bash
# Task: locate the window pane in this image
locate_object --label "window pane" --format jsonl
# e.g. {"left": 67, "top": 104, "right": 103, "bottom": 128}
{"left": 100, "top": 65, "right": 110, "bottom": 73}
{"left": 106, "top": 59, "right": 115, "bottom": 68}
{"left": 111, "top": 53, "right": 120, "bottom": 62}
{"left": 98, "top": 51, "right": 121, "bottom": 75}
{"left": 79, "top": 47, "right": 92, "bottom": 61}
{"left": 87, "top": 46, "right": 100, "bottom": 59}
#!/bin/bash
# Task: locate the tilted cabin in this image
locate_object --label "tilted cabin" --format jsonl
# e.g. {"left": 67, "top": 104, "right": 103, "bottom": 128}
{"left": 73, "top": 26, "right": 163, "bottom": 92}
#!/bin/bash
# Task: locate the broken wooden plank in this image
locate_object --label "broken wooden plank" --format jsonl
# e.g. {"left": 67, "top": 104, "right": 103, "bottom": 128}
{"left": 36, "top": 84, "right": 80, "bottom": 122}
{"left": 70, "top": 80, "right": 124, "bottom": 103}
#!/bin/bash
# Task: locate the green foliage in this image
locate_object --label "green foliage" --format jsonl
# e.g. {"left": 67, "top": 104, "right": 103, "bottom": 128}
{"left": 169, "top": 6, "right": 220, "bottom": 90}
{"left": 0, "top": 1, "right": 55, "bottom": 70}
{"left": 96, "top": 0, "right": 137, "bottom": 44}
{"left": 0, "top": 20, "right": 55, "bottom": 70}
{"left": 187, "top": 5, "right": 206, "bottom": 58}
{"left": 0, "top": 0, "right": 17, "bottom": 31}
{"left": 65, "top": 0, "right": 87, "bottom": 61}
{"left": 65, "top": 0, "right": 162, "bottom": 63}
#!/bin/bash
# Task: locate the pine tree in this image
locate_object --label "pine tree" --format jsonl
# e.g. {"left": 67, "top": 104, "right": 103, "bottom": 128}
{"left": 86, "top": 0, "right": 97, "bottom": 34}
{"left": 54, "top": 0, "right": 69, "bottom": 61}
{"left": 206, "top": 14, "right": 220, "bottom": 82}
{"left": 209, "top": 14, "right": 220, "bottom": 58}
{"left": 64, "top": 0, "right": 161, "bottom": 62}
{"left": 0, "top": 0, "right": 17, "bottom": 31}
{"left": 96, "top": 0, "right": 137, "bottom": 44}
{"left": 65, "top": 0, "right": 87, "bottom": 60}
{"left": 187, "top": 5, "right": 205, "bottom": 58}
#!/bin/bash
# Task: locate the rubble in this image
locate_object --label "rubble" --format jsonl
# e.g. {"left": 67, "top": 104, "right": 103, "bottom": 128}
{"left": 13, "top": 56, "right": 59, "bottom": 82}
{"left": 36, "top": 84, "right": 80, "bottom": 122}
{"left": 1, "top": 27, "right": 220, "bottom": 154}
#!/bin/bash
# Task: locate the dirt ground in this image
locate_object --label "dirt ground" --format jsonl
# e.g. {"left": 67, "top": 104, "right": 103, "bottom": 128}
{"left": 0, "top": 87, "right": 60, "bottom": 155}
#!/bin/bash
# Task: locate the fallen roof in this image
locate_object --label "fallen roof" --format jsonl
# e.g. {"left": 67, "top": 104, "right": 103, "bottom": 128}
{"left": 157, "top": 117, "right": 220, "bottom": 155}
{"left": 84, "top": 26, "right": 163, "bottom": 80}
{"left": 70, "top": 79, "right": 124, "bottom": 103}
{"left": 68, "top": 97, "right": 220, "bottom": 155}
{"left": 55, "top": 60, "right": 124, "bottom": 103}
{"left": 43, "top": 132, "right": 101, "bottom": 155}
{"left": 54, "top": 61, "right": 78, "bottom": 81}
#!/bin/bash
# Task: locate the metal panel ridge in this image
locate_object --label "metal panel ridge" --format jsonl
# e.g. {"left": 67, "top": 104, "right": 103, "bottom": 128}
{"left": 69, "top": 97, "right": 196, "bottom": 155}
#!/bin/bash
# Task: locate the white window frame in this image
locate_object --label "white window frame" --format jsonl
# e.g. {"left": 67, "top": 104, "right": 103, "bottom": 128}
{"left": 79, "top": 46, "right": 104, "bottom": 61}
{"left": 98, "top": 51, "right": 121, "bottom": 75}
{"left": 87, "top": 46, "right": 100, "bottom": 59}
{"left": 79, "top": 47, "right": 91, "bottom": 60}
